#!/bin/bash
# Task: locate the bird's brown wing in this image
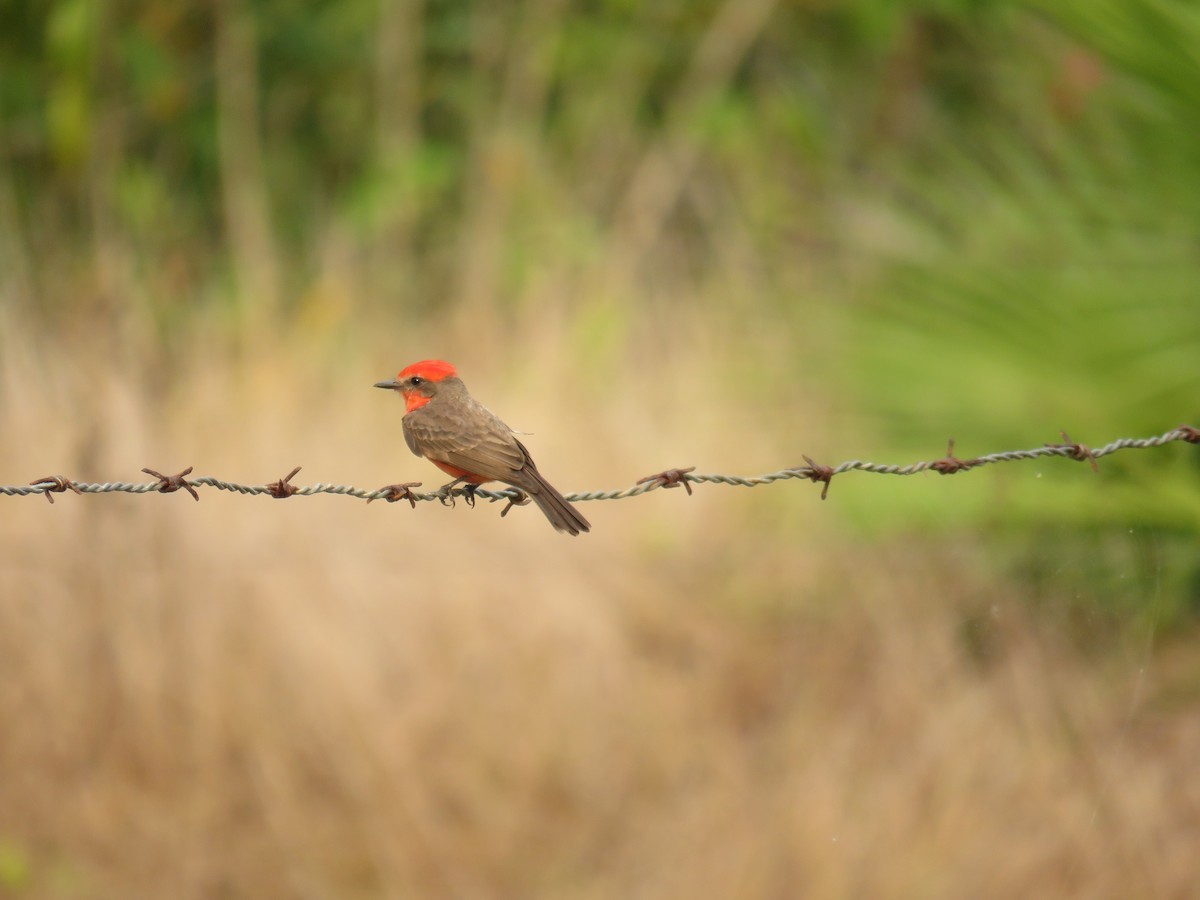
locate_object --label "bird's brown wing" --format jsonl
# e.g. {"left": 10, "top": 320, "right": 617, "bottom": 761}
{"left": 403, "top": 397, "right": 590, "bottom": 533}
{"left": 403, "top": 402, "right": 527, "bottom": 481}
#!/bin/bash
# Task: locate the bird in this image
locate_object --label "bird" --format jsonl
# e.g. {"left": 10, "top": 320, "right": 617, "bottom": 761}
{"left": 374, "top": 360, "right": 591, "bottom": 535}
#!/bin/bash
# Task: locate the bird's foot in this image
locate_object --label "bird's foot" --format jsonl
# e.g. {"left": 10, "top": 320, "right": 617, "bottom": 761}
{"left": 435, "top": 477, "right": 471, "bottom": 508}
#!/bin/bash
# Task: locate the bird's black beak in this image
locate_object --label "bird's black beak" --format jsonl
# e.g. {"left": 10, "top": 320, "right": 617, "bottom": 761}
{"left": 375, "top": 379, "right": 402, "bottom": 391}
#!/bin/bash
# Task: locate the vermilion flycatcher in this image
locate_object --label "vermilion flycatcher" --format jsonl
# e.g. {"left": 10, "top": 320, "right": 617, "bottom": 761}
{"left": 375, "top": 360, "right": 591, "bottom": 535}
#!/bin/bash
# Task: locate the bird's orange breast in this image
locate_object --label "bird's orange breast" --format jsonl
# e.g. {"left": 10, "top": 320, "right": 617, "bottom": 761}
{"left": 430, "top": 459, "right": 492, "bottom": 485}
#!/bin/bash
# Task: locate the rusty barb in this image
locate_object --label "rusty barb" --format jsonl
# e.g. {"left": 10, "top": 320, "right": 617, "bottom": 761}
{"left": 637, "top": 466, "right": 696, "bottom": 496}
{"left": 266, "top": 466, "right": 303, "bottom": 499}
{"left": 368, "top": 482, "right": 423, "bottom": 508}
{"left": 1, "top": 425, "right": 1197, "bottom": 512}
{"left": 798, "top": 455, "right": 835, "bottom": 500}
{"left": 142, "top": 466, "right": 200, "bottom": 501}
{"left": 30, "top": 475, "right": 83, "bottom": 504}
{"left": 930, "top": 438, "right": 983, "bottom": 476}
{"left": 1046, "top": 430, "right": 1099, "bottom": 472}
{"left": 498, "top": 490, "right": 531, "bottom": 518}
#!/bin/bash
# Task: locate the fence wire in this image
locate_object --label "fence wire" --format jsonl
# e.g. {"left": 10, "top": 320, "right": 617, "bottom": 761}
{"left": 2, "top": 426, "right": 1197, "bottom": 507}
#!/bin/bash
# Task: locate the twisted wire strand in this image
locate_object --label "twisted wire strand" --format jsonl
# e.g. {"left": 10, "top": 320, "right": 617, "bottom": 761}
{"left": 2, "top": 426, "right": 1196, "bottom": 503}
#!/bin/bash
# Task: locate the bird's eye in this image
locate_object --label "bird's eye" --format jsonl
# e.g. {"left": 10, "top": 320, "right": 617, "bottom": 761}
{"left": 410, "top": 376, "right": 423, "bottom": 386}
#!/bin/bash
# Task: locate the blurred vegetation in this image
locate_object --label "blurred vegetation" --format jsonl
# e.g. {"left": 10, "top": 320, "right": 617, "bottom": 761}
{"left": 3, "top": 4, "right": 1200, "bottom": 895}
{"left": 1, "top": 0, "right": 1198, "bottom": 601}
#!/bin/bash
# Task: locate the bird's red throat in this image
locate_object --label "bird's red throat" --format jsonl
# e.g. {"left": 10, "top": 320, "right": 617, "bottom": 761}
{"left": 403, "top": 392, "right": 432, "bottom": 414}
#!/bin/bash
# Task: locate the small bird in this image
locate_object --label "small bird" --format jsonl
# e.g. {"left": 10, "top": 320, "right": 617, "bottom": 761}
{"left": 375, "top": 360, "right": 591, "bottom": 535}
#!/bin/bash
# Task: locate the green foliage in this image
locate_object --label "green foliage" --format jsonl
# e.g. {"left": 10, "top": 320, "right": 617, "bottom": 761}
{"left": 0, "top": 839, "right": 30, "bottom": 890}
{"left": 841, "top": 1, "right": 1200, "bottom": 538}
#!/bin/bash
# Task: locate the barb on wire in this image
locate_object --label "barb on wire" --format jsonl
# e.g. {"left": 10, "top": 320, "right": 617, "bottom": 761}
{"left": 1046, "top": 430, "right": 1099, "bottom": 472}
{"left": 929, "top": 438, "right": 981, "bottom": 476}
{"left": 368, "top": 482, "right": 422, "bottom": 508}
{"left": 499, "top": 490, "right": 531, "bottom": 518}
{"left": 143, "top": 466, "right": 199, "bottom": 501}
{"left": 30, "top": 475, "right": 82, "bottom": 504}
{"left": 637, "top": 466, "right": 696, "bottom": 496}
{"left": 2, "top": 425, "right": 1196, "bottom": 509}
{"left": 267, "top": 467, "right": 303, "bottom": 499}
{"left": 798, "top": 455, "right": 835, "bottom": 499}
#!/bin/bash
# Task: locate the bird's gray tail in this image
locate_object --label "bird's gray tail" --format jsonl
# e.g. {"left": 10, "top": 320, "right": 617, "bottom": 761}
{"left": 527, "top": 472, "right": 591, "bottom": 536}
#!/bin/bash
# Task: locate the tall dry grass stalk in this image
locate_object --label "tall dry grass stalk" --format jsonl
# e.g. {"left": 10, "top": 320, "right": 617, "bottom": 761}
{"left": 1, "top": 334, "right": 1196, "bottom": 898}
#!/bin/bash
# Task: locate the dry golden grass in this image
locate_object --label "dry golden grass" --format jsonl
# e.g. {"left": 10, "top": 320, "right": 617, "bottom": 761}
{"left": 1, "top": 334, "right": 1198, "bottom": 899}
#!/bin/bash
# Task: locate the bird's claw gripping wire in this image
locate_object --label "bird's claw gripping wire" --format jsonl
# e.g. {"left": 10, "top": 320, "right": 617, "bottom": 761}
{"left": 369, "top": 482, "right": 422, "bottom": 508}
{"left": 1177, "top": 424, "right": 1200, "bottom": 444}
{"left": 434, "top": 478, "right": 477, "bottom": 508}
{"left": 1047, "top": 430, "right": 1098, "bottom": 472}
{"left": 799, "top": 455, "right": 834, "bottom": 500}
{"left": 637, "top": 466, "right": 696, "bottom": 496}
{"left": 267, "top": 467, "right": 302, "bottom": 499}
{"left": 930, "top": 438, "right": 981, "bottom": 475}
{"left": 499, "top": 489, "right": 530, "bottom": 518}
{"left": 31, "top": 475, "right": 83, "bottom": 504}
{"left": 143, "top": 466, "right": 200, "bottom": 501}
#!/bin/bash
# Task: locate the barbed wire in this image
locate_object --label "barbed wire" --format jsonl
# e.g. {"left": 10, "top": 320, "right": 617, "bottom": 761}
{"left": 2, "top": 426, "right": 1197, "bottom": 508}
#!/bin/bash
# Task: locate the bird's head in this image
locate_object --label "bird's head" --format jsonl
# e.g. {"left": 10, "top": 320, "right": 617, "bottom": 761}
{"left": 375, "top": 359, "right": 460, "bottom": 412}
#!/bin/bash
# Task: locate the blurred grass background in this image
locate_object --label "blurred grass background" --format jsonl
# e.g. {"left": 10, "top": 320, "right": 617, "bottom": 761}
{"left": 2, "top": 0, "right": 1200, "bottom": 896}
